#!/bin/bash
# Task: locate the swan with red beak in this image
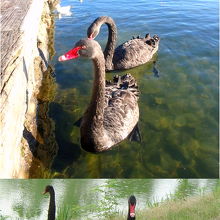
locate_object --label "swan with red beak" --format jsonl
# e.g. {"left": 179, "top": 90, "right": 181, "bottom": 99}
{"left": 128, "top": 195, "right": 136, "bottom": 220}
{"left": 58, "top": 38, "right": 139, "bottom": 153}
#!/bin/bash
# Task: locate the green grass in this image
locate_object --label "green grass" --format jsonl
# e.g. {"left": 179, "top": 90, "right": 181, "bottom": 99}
{"left": 109, "top": 188, "right": 220, "bottom": 220}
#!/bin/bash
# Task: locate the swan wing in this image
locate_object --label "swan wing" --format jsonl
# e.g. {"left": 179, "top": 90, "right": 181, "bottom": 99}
{"left": 113, "top": 36, "right": 159, "bottom": 70}
{"left": 104, "top": 74, "right": 139, "bottom": 144}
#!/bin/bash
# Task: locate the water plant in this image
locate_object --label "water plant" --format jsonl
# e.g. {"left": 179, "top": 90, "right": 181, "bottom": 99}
{"left": 57, "top": 206, "right": 73, "bottom": 220}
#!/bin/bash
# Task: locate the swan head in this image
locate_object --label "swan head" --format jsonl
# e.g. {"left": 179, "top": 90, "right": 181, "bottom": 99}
{"left": 128, "top": 195, "right": 136, "bottom": 219}
{"left": 43, "top": 185, "right": 54, "bottom": 194}
{"left": 87, "top": 22, "right": 100, "bottom": 39}
{"left": 58, "top": 39, "right": 102, "bottom": 61}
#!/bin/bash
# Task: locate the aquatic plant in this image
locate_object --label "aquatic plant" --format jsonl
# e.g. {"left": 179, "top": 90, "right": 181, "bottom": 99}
{"left": 57, "top": 206, "right": 73, "bottom": 220}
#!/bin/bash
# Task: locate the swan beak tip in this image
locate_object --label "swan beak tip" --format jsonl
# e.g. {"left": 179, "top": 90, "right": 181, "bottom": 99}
{"left": 130, "top": 213, "right": 135, "bottom": 218}
{"left": 58, "top": 55, "right": 66, "bottom": 62}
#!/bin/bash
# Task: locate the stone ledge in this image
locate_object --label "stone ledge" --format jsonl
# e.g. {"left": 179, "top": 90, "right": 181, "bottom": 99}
{"left": 0, "top": 0, "right": 58, "bottom": 178}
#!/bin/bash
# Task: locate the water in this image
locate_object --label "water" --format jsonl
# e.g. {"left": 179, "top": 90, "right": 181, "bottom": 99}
{"left": 36, "top": 0, "right": 219, "bottom": 178}
{"left": 0, "top": 179, "right": 219, "bottom": 219}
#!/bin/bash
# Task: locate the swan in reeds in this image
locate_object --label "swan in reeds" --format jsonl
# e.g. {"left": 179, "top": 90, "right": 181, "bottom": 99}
{"left": 43, "top": 185, "right": 56, "bottom": 220}
{"left": 128, "top": 195, "right": 136, "bottom": 220}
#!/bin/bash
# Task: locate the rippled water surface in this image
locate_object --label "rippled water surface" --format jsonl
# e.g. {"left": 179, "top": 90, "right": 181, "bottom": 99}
{"left": 0, "top": 179, "right": 219, "bottom": 219}
{"left": 37, "top": 0, "right": 219, "bottom": 178}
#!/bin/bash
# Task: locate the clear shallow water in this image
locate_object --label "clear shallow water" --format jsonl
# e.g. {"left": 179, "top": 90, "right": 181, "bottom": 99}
{"left": 36, "top": 0, "right": 219, "bottom": 178}
{"left": 0, "top": 179, "right": 219, "bottom": 220}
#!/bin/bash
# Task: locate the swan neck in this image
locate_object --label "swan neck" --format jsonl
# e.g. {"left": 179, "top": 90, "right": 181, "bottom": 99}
{"left": 104, "top": 18, "right": 117, "bottom": 70}
{"left": 48, "top": 190, "right": 56, "bottom": 220}
{"left": 84, "top": 53, "right": 106, "bottom": 130}
{"left": 94, "top": 16, "right": 117, "bottom": 70}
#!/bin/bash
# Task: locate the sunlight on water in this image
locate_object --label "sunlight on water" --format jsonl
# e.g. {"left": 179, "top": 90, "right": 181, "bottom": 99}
{"left": 31, "top": 0, "right": 220, "bottom": 178}
{"left": 149, "top": 179, "right": 179, "bottom": 202}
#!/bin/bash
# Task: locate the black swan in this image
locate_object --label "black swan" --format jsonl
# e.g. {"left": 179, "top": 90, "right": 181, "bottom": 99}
{"left": 59, "top": 39, "right": 139, "bottom": 153}
{"left": 128, "top": 195, "right": 136, "bottom": 220}
{"left": 87, "top": 16, "right": 160, "bottom": 71}
{"left": 43, "top": 185, "right": 56, "bottom": 220}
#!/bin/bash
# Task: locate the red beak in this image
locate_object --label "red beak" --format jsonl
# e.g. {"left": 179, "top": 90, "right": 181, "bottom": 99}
{"left": 129, "top": 204, "right": 135, "bottom": 217}
{"left": 42, "top": 190, "right": 47, "bottom": 195}
{"left": 58, "top": 46, "right": 82, "bottom": 62}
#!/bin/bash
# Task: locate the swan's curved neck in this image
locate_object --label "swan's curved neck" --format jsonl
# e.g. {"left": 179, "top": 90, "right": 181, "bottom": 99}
{"left": 95, "top": 16, "right": 117, "bottom": 70}
{"left": 82, "top": 52, "right": 106, "bottom": 141}
{"left": 48, "top": 190, "right": 56, "bottom": 220}
{"left": 91, "top": 55, "right": 106, "bottom": 121}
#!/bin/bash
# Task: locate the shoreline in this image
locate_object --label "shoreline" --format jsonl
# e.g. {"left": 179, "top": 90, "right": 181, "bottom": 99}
{"left": 0, "top": 0, "right": 58, "bottom": 178}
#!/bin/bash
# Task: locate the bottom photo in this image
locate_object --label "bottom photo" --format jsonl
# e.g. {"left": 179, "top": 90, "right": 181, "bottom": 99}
{"left": 0, "top": 179, "right": 219, "bottom": 220}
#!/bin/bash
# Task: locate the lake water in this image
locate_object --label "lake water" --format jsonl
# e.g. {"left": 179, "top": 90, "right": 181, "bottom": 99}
{"left": 0, "top": 179, "right": 219, "bottom": 219}
{"left": 34, "top": 0, "right": 219, "bottom": 178}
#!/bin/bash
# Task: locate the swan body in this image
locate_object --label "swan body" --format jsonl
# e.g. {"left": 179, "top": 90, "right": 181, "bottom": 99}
{"left": 113, "top": 34, "right": 159, "bottom": 70}
{"left": 87, "top": 16, "right": 160, "bottom": 71}
{"left": 128, "top": 195, "right": 136, "bottom": 220}
{"left": 43, "top": 185, "right": 56, "bottom": 220}
{"left": 56, "top": 4, "right": 72, "bottom": 16}
{"left": 59, "top": 39, "right": 139, "bottom": 153}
